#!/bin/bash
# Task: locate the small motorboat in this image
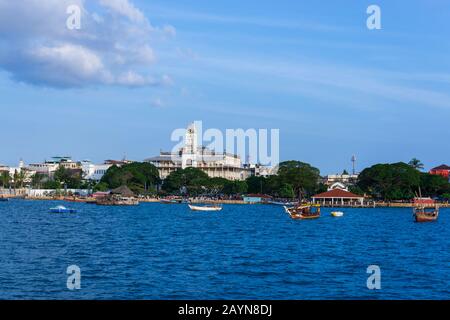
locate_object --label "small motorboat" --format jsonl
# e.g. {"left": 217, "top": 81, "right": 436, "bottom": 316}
{"left": 188, "top": 204, "right": 222, "bottom": 212}
{"left": 284, "top": 205, "right": 320, "bottom": 220}
{"left": 331, "top": 211, "right": 344, "bottom": 217}
{"left": 49, "top": 205, "right": 77, "bottom": 214}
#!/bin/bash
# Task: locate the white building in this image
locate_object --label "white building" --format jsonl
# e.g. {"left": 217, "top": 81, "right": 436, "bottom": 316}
{"left": 7, "top": 160, "right": 36, "bottom": 184}
{"left": 28, "top": 156, "right": 80, "bottom": 176}
{"left": 324, "top": 174, "right": 359, "bottom": 187}
{"left": 81, "top": 161, "right": 112, "bottom": 182}
{"left": 145, "top": 123, "right": 251, "bottom": 181}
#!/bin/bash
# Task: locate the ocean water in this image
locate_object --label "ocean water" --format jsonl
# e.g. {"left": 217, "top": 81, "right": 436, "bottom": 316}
{"left": 0, "top": 199, "right": 448, "bottom": 300}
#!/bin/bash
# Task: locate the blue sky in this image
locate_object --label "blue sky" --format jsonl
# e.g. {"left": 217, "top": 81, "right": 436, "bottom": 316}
{"left": 1, "top": 0, "right": 450, "bottom": 174}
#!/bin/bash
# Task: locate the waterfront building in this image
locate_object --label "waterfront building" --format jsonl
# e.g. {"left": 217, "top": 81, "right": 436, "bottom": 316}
{"left": 28, "top": 156, "right": 80, "bottom": 176}
{"left": 312, "top": 183, "right": 364, "bottom": 206}
{"left": 7, "top": 160, "right": 36, "bottom": 184}
{"left": 81, "top": 161, "right": 113, "bottom": 182}
{"left": 243, "top": 194, "right": 272, "bottom": 204}
{"left": 429, "top": 164, "right": 450, "bottom": 179}
{"left": 323, "top": 173, "right": 358, "bottom": 188}
{"left": 145, "top": 123, "right": 252, "bottom": 181}
{"left": 0, "top": 163, "right": 9, "bottom": 173}
{"left": 245, "top": 163, "right": 276, "bottom": 177}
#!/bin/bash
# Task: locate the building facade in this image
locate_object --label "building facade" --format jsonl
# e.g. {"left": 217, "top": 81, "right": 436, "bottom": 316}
{"left": 81, "top": 161, "right": 113, "bottom": 182}
{"left": 323, "top": 173, "right": 359, "bottom": 188}
{"left": 145, "top": 123, "right": 252, "bottom": 181}
{"left": 429, "top": 164, "right": 450, "bottom": 179}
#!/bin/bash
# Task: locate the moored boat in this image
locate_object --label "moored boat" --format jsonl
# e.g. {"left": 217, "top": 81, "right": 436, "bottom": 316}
{"left": 331, "top": 211, "right": 344, "bottom": 217}
{"left": 49, "top": 205, "right": 77, "bottom": 213}
{"left": 268, "top": 200, "right": 299, "bottom": 206}
{"left": 284, "top": 204, "right": 320, "bottom": 220}
{"left": 188, "top": 204, "right": 222, "bottom": 212}
{"left": 160, "top": 197, "right": 183, "bottom": 204}
{"left": 413, "top": 197, "right": 439, "bottom": 223}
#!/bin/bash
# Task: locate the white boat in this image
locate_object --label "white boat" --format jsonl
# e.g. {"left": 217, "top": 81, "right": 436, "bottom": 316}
{"left": 331, "top": 211, "right": 344, "bottom": 217}
{"left": 49, "top": 205, "right": 77, "bottom": 213}
{"left": 268, "top": 200, "right": 299, "bottom": 206}
{"left": 188, "top": 204, "right": 222, "bottom": 212}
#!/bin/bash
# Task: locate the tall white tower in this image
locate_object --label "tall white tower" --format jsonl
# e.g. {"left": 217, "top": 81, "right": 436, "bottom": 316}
{"left": 182, "top": 123, "right": 198, "bottom": 168}
{"left": 183, "top": 123, "right": 198, "bottom": 154}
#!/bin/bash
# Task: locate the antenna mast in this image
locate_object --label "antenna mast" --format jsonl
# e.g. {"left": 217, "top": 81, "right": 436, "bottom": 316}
{"left": 351, "top": 155, "right": 356, "bottom": 175}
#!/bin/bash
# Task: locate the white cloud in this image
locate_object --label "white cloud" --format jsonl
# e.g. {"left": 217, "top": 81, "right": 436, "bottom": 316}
{"left": 98, "top": 0, "right": 146, "bottom": 23}
{"left": 151, "top": 98, "right": 164, "bottom": 108}
{"left": 32, "top": 44, "right": 104, "bottom": 77}
{"left": 0, "top": 0, "right": 174, "bottom": 88}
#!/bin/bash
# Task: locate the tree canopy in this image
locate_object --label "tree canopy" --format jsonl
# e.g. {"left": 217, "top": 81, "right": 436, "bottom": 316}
{"left": 357, "top": 162, "right": 421, "bottom": 200}
{"left": 99, "top": 162, "right": 160, "bottom": 194}
{"left": 276, "top": 161, "right": 322, "bottom": 198}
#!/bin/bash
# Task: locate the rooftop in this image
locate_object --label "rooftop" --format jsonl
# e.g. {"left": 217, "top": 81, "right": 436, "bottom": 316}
{"left": 431, "top": 164, "right": 450, "bottom": 171}
{"left": 312, "top": 189, "right": 364, "bottom": 199}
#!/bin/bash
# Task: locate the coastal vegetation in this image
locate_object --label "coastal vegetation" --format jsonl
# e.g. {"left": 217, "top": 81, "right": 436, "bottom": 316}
{"left": 357, "top": 161, "right": 450, "bottom": 200}
{"left": 96, "top": 162, "right": 160, "bottom": 195}
{"left": 156, "top": 160, "right": 323, "bottom": 198}
{"left": 9, "top": 158, "right": 449, "bottom": 201}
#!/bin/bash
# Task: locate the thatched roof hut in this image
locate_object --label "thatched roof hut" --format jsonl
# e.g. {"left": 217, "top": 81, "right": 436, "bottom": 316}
{"left": 110, "top": 185, "right": 135, "bottom": 197}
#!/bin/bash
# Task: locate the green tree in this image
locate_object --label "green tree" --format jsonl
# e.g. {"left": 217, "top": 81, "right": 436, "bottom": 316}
{"left": 1, "top": 171, "right": 10, "bottom": 188}
{"left": 245, "top": 176, "right": 266, "bottom": 194}
{"left": 98, "top": 162, "right": 160, "bottom": 194}
{"left": 162, "top": 167, "right": 209, "bottom": 195}
{"left": 408, "top": 158, "right": 424, "bottom": 171}
{"left": 278, "top": 183, "right": 295, "bottom": 198}
{"left": 207, "top": 177, "right": 229, "bottom": 195}
{"left": 93, "top": 182, "right": 109, "bottom": 192}
{"left": 276, "top": 161, "right": 321, "bottom": 199}
{"left": 223, "top": 180, "right": 248, "bottom": 195}
{"left": 420, "top": 173, "right": 449, "bottom": 198}
{"left": 54, "top": 166, "right": 82, "bottom": 189}
{"left": 357, "top": 162, "right": 420, "bottom": 200}
{"left": 31, "top": 173, "right": 46, "bottom": 189}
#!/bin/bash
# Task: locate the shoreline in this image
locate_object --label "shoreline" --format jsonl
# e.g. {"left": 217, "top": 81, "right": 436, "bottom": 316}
{"left": 2, "top": 195, "right": 450, "bottom": 208}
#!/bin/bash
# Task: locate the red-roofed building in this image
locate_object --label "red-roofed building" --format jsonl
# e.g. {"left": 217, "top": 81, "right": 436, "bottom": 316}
{"left": 429, "top": 164, "right": 450, "bottom": 179}
{"left": 312, "top": 188, "right": 365, "bottom": 206}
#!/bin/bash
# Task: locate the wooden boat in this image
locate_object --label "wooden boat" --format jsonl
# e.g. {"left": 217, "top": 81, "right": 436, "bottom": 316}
{"left": 284, "top": 204, "right": 320, "bottom": 220}
{"left": 160, "top": 198, "right": 183, "bottom": 204}
{"left": 188, "top": 204, "right": 222, "bottom": 212}
{"left": 49, "top": 205, "right": 77, "bottom": 213}
{"left": 413, "top": 197, "right": 439, "bottom": 222}
{"left": 331, "top": 211, "right": 344, "bottom": 217}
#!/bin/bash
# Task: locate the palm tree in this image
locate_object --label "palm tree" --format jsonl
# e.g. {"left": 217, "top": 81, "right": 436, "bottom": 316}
{"left": 1, "top": 171, "right": 10, "bottom": 188}
{"left": 408, "top": 158, "right": 424, "bottom": 171}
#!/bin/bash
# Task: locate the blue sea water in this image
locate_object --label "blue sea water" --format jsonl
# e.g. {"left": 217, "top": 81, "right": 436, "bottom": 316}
{"left": 0, "top": 200, "right": 448, "bottom": 300}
